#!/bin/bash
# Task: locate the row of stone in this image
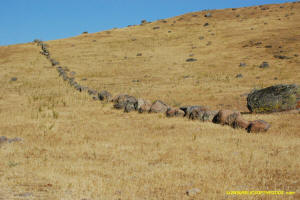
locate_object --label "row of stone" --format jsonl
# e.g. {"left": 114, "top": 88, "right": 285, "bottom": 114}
{"left": 33, "top": 39, "right": 270, "bottom": 133}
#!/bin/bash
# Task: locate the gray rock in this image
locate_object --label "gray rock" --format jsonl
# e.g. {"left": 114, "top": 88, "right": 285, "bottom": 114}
{"left": 10, "top": 77, "right": 17, "bottom": 81}
{"left": 69, "top": 71, "right": 76, "bottom": 76}
{"left": 274, "top": 55, "right": 290, "bottom": 59}
{"left": 203, "top": 22, "right": 209, "bottom": 27}
{"left": 0, "top": 136, "right": 8, "bottom": 144}
{"left": 247, "top": 84, "right": 300, "bottom": 113}
{"left": 87, "top": 89, "right": 97, "bottom": 96}
{"left": 124, "top": 103, "right": 136, "bottom": 113}
{"left": 113, "top": 95, "right": 137, "bottom": 110}
{"left": 189, "top": 110, "right": 218, "bottom": 122}
{"left": 259, "top": 61, "right": 269, "bottom": 68}
{"left": 50, "top": 59, "right": 59, "bottom": 66}
{"left": 239, "top": 62, "right": 246, "bottom": 67}
{"left": 180, "top": 106, "right": 209, "bottom": 117}
{"left": 98, "top": 91, "right": 112, "bottom": 101}
{"left": 0, "top": 136, "right": 22, "bottom": 145}
{"left": 236, "top": 73, "right": 243, "bottom": 78}
{"left": 186, "top": 58, "right": 197, "bottom": 62}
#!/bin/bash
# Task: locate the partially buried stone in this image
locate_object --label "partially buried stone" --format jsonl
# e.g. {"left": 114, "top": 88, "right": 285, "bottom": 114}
{"left": 186, "top": 58, "right": 197, "bottom": 62}
{"left": 98, "top": 91, "right": 112, "bottom": 101}
{"left": 259, "top": 61, "right": 269, "bottom": 68}
{"left": 247, "top": 120, "right": 270, "bottom": 133}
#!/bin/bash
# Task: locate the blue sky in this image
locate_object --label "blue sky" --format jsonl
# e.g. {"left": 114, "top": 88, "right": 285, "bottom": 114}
{"left": 0, "top": 0, "right": 296, "bottom": 46}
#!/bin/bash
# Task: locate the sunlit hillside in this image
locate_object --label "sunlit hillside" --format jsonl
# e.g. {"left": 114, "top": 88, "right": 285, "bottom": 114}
{"left": 0, "top": 2, "right": 299, "bottom": 199}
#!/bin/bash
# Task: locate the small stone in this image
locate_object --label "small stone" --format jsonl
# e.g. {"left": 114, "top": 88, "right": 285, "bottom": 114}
{"left": 69, "top": 71, "right": 76, "bottom": 76}
{"left": 136, "top": 53, "right": 142, "bottom": 56}
{"left": 16, "top": 192, "right": 33, "bottom": 197}
{"left": 186, "top": 58, "right": 197, "bottom": 62}
{"left": 199, "top": 36, "right": 204, "bottom": 40}
{"left": 236, "top": 14, "right": 240, "bottom": 17}
{"left": 186, "top": 188, "right": 200, "bottom": 196}
{"left": 98, "top": 91, "right": 112, "bottom": 101}
{"left": 236, "top": 74, "right": 243, "bottom": 78}
{"left": 259, "top": 61, "right": 269, "bottom": 68}
{"left": 10, "top": 77, "right": 17, "bottom": 81}
{"left": 274, "top": 55, "right": 290, "bottom": 59}
{"left": 239, "top": 62, "right": 246, "bottom": 67}
{"left": 153, "top": 26, "right": 160, "bottom": 30}
{"left": 0, "top": 136, "right": 8, "bottom": 144}
{"left": 204, "top": 13, "right": 212, "bottom": 17}
{"left": 206, "top": 41, "right": 212, "bottom": 46}
{"left": 265, "top": 45, "right": 272, "bottom": 48}
{"left": 203, "top": 23, "right": 209, "bottom": 27}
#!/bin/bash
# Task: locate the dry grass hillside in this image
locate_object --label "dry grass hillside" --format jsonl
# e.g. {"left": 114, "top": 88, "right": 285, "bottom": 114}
{"left": 0, "top": 2, "right": 300, "bottom": 200}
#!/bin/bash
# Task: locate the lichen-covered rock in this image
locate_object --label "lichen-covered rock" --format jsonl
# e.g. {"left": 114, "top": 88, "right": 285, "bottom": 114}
{"left": 149, "top": 100, "right": 169, "bottom": 113}
{"left": 166, "top": 108, "right": 185, "bottom": 117}
{"left": 247, "top": 120, "right": 271, "bottom": 133}
{"left": 213, "top": 110, "right": 241, "bottom": 125}
{"left": 113, "top": 95, "right": 137, "bottom": 110}
{"left": 247, "top": 84, "right": 300, "bottom": 113}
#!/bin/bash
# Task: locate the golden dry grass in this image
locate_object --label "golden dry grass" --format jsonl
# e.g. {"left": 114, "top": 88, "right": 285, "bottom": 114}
{"left": 0, "top": 2, "right": 299, "bottom": 200}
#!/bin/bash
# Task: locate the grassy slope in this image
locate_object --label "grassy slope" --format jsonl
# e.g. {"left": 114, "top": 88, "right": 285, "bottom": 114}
{"left": 0, "top": 2, "right": 299, "bottom": 199}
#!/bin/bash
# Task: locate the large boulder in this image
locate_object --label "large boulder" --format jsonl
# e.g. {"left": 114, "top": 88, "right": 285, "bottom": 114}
{"left": 247, "top": 84, "right": 300, "bottom": 113}
{"left": 149, "top": 100, "right": 169, "bottom": 113}
{"left": 247, "top": 120, "right": 271, "bottom": 133}
{"left": 213, "top": 110, "right": 241, "bottom": 126}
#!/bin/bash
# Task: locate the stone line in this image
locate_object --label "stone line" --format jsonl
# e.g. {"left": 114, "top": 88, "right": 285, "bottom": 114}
{"left": 33, "top": 39, "right": 270, "bottom": 133}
